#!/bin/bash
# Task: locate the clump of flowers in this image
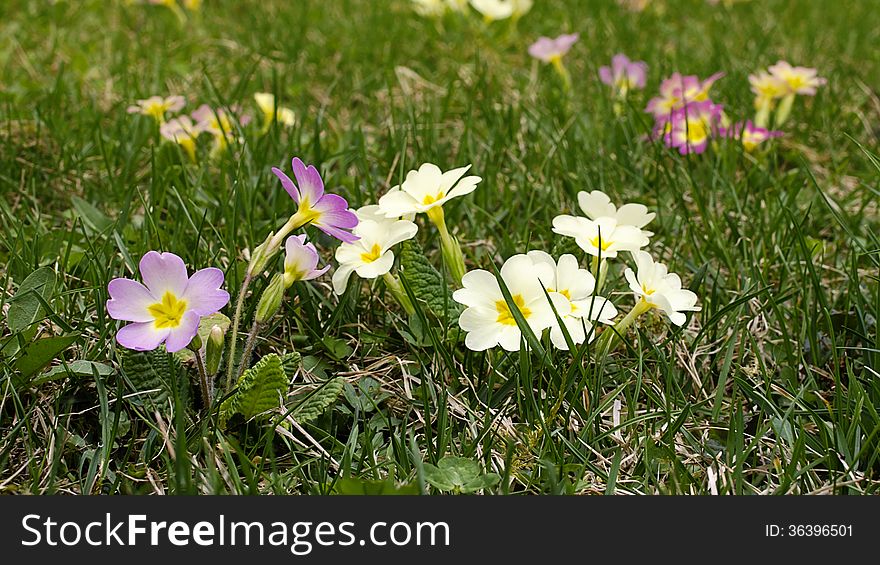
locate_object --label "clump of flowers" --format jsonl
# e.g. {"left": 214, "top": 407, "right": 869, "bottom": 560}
{"left": 750, "top": 61, "right": 825, "bottom": 128}
{"left": 529, "top": 34, "right": 579, "bottom": 90}
{"left": 599, "top": 53, "right": 648, "bottom": 113}
{"left": 453, "top": 190, "right": 700, "bottom": 353}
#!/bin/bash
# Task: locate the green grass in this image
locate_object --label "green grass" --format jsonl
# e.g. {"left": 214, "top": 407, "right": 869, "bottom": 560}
{"left": 1, "top": 0, "right": 878, "bottom": 495}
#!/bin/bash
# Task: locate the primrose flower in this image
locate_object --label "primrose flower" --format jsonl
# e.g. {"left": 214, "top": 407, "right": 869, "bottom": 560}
{"left": 107, "top": 251, "right": 230, "bottom": 353}
{"left": 528, "top": 34, "right": 579, "bottom": 63}
{"left": 664, "top": 100, "right": 724, "bottom": 155}
{"left": 332, "top": 208, "right": 418, "bottom": 295}
{"left": 469, "top": 0, "right": 530, "bottom": 20}
{"left": 552, "top": 216, "right": 649, "bottom": 259}
{"left": 159, "top": 116, "right": 199, "bottom": 162}
{"left": 254, "top": 92, "right": 295, "bottom": 134}
{"left": 576, "top": 190, "right": 655, "bottom": 235}
{"left": 378, "top": 162, "right": 480, "bottom": 284}
{"left": 283, "top": 235, "right": 330, "bottom": 287}
{"left": 768, "top": 61, "right": 826, "bottom": 96}
{"left": 624, "top": 251, "right": 700, "bottom": 326}
{"left": 749, "top": 70, "right": 787, "bottom": 109}
{"left": 527, "top": 251, "right": 618, "bottom": 350}
{"left": 599, "top": 54, "right": 648, "bottom": 97}
{"left": 271, "top": 157, "right": 359, "bottom": 244}
{"left": 724, "top": 120, "right": 783, "bottom": 152}
{"left": 645, "top": 72, "right": 724, "bottom": 120}
{"left": 127, "top": 95, "right": 185, "bottom": 123}
{"left": 378, "top": 163, "right": 481, "bottom": 219}
{"left": 453, "top": 254, "right": 557, "bottom": 352}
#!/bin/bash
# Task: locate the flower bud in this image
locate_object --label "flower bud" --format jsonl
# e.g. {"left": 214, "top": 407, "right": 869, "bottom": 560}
{"left": 247, "top": 232, "right": 278, "bottom": 277}
{"left": 205, "top": 324, "right": 225, "bottom": 376}
{"left": 255, "top": 273, "right": 286, "bottom": 324}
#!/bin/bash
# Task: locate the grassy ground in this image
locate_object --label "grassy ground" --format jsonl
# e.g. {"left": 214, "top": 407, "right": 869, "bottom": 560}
{"left": 1, "top": 0, "right": 878, "bottom": 495}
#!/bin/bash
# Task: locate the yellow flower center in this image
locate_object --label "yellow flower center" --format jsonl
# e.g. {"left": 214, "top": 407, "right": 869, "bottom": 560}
{"left": 293, "top": 199, "right": 323, "bottom": 226}
{"left": 144, "top": 102, "right": 167, "bottom": 120}
{"left": 685, "top": 119, "right": 708, "bottom": 143}
{"left": 360, "top": 243, "right": 383, "bottom": 263}
{"left": 641, "top": 284, "right": 656, "bottom": 296}
{"left": 495, "top": 294, "right": 530, "bottom": 326}
{"left": 422, "top": 192, "right": 445, "bottom": 206}
{"left": 547, "top": 288, "right": 571, "bottom": 300}
{"left": 147, "top": 292, "right": 188, "bottom": 329}
{"left": 588, "top": 236, "right": 613, "bottom": 251}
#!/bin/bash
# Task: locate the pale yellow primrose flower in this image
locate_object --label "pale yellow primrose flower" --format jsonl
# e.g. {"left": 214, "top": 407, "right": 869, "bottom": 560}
{"left": 552, "top": 215, "right": 649, "bottom": 259}
{"left": 127, "top": 95, "right": 185, "bottom": 123}
{"left": 182, "top": 0, "right": 201, "bottom": 10}
{"left": 453, "top": 254, "right": 559, "bottom": 352}
{"left": 470, "top": 0, "right": 532, "bottom": 20}
{"left": 412, "top": 0, "right": 447, "bottom": 16}
{"left": 576, "top": 190, "right": 655, "bottom": 236}
{"left": 527, "top": 251, "right": 618, "bottom": 350}
{"left": 768, "top": 61, "right": 826, "bottom": 96}
{"left": 332, "top": 207, "right": 418, "bottom": 295}
{"left": 378, "top": 163, "right": 480, "bottom": 283}
{"left": 624, "top": 251, "right": 700, "bottom": 326}
{"left": 254, "top": 92, "right": 295, "bottom": 134}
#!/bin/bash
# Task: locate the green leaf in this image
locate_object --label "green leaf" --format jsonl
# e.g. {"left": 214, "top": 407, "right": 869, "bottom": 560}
{"left": 423, "top": 456, "right": 500, "bottom": 494}
{"left": 220, "top": 353, "right": 288, "bottom": 426}
{"left": 330, "top": 477, "right": 420, "bottom": 495}
{"left": 342, "top": 377, "right": 388, "bottom": 413}
{"left": 6, "top": 267, "right": 57, "bottom": 332}
{"left": 121, "top": 348, "right": 190, "bottom": 408}
{"left": 290, "top": 377, "right": 344, "bottom": 424}
{"left": 13, "top": 333, "right": 79, "bottom": 381}
{"left": 71, "top": 195, "right": 115, "bottom": 233}
{"left": 281, "top": 351, "right": 302, "bottom": 378}
{"left": 398, "top": 239, "right": 461, "bottom": 321}
{"left": 35, "top": 360, "right": 114, "bottom": 386}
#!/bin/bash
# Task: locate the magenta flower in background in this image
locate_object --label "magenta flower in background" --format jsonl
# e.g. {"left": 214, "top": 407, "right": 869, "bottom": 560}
{"left": 528, "top": 33, "right": 580, "bottom": 63}
{"left": 645, "top": 72, "right": 725, "bottom": 120}
{"left": 722, "top": 120, "right": 783, "bottom": 152}
{"left": 283, "top": 234, "right": 330, "bottom": 286}
{"left": 663, "top": 100, "right": 724, "bottom": 155}
{"left": 599, "top": 54, "right": 648, "bottom": 95}
{"left": 107, "top": 252, "right": 230, "bottom": 353}
{"left": 271, "top": 157, "right": 359, "bottom": 243}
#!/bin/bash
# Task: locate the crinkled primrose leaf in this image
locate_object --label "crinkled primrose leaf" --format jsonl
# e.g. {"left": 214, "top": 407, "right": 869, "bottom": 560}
{"left": 121, "top": 348, "right": 190, "bottom": 410}
{"left": 398, "top": 239, "right": 461, "bottom": 321}
{"left": 289, "top": 377, "right": 345, "bottom": 424}
{"left": 219, "top": 353, "right": 288, "bottom": 426}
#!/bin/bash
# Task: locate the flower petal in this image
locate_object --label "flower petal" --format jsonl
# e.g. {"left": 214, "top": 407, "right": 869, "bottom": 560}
{"left": 271, "top": 167, "right": 300, "bottom": 203}
{"left": 115, "top": 322, "right": 170, "bottom": 351}
{"left": 291, "top": 157, "right": 325, "bottom": 204}
{"left": 183, "top": 267, "right": 229, "bottom": 316}
{"left": 354, "top": 251, "right": 395, "bottom": 279}
{"left": 140, "top": 251, "right": 189, "bottom": 298}
{"left": 332, "top": 263, "right": 357, "bottom": 295}
{"left": 107, "top": 278, "right": 158, "bottom": 322}
{"left": 164, "top": 311, "right": 201, "bottom": 352}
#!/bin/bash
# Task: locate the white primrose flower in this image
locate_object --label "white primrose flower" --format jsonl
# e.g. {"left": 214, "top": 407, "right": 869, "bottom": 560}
{"left": 452, "top": 254, "right": 562, "bottom": 352}
{"left": 624, "top": 251, "right": 700, "bottom": 326}
{"left": 551, "top": 216, "right": 649, "bottom": 259}
{"left": 577, "top": 190, "right": 655, "bottom": 235}
{"left": 332, "top": 207, "right": 418, "bottom": 295}
{"left": 377, "top": 162, "right": 481, "bottom": 219}
{"left": 527, "top": 251, "right": 618, "bottom": 350}
{"left": 469, "top": 0, "right": 531, "bottom": 20}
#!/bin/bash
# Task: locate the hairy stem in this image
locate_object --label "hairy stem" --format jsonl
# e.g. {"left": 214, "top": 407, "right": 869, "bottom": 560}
{"left": 237, "top": 319, "right": 263, "bottom": 381}
{"left": 225, "top": 272, "right": 252, "bottom": 390}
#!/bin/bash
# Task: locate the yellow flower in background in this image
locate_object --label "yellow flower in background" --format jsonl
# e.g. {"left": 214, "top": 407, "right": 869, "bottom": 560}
{"left": 182, "top": 0, "right": 202, "bottom": 10}
{"left": 254, "top": 92, "right": 296, "bottom": 134}
{"left": 127, "top": 95, "right": 185, "bottom": 124}
{"left": 160, "top": 116, "right": 199, "bottom": 162}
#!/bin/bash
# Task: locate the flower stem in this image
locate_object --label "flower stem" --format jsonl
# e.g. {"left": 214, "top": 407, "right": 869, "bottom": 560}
{"left": 237, "top": 319, "right": 262, "bottom": 381}
{"left": 597, "top": 299, "right": 652, "bottom": 357}
{"left": 774, "top": 93, "right": 796, "bottom": 127}
{"left": 187, "top": 336, "right": 212, "bottom": 409}
{"left": 382, "top": 272, "right": 415, "bottom": 316}
{"left": 427, "top": 206, "right": 467, "bottom": 285}
{"left": 551, "top": 58, "right": 572, "bottom": 91}
{"left": 225, "top": 272, "right": 252, "bottom": 390}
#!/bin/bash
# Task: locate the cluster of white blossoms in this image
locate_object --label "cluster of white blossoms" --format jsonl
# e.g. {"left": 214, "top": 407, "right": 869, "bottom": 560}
{"left": 452, "top": 190, "right": 700, "bottom": 352}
